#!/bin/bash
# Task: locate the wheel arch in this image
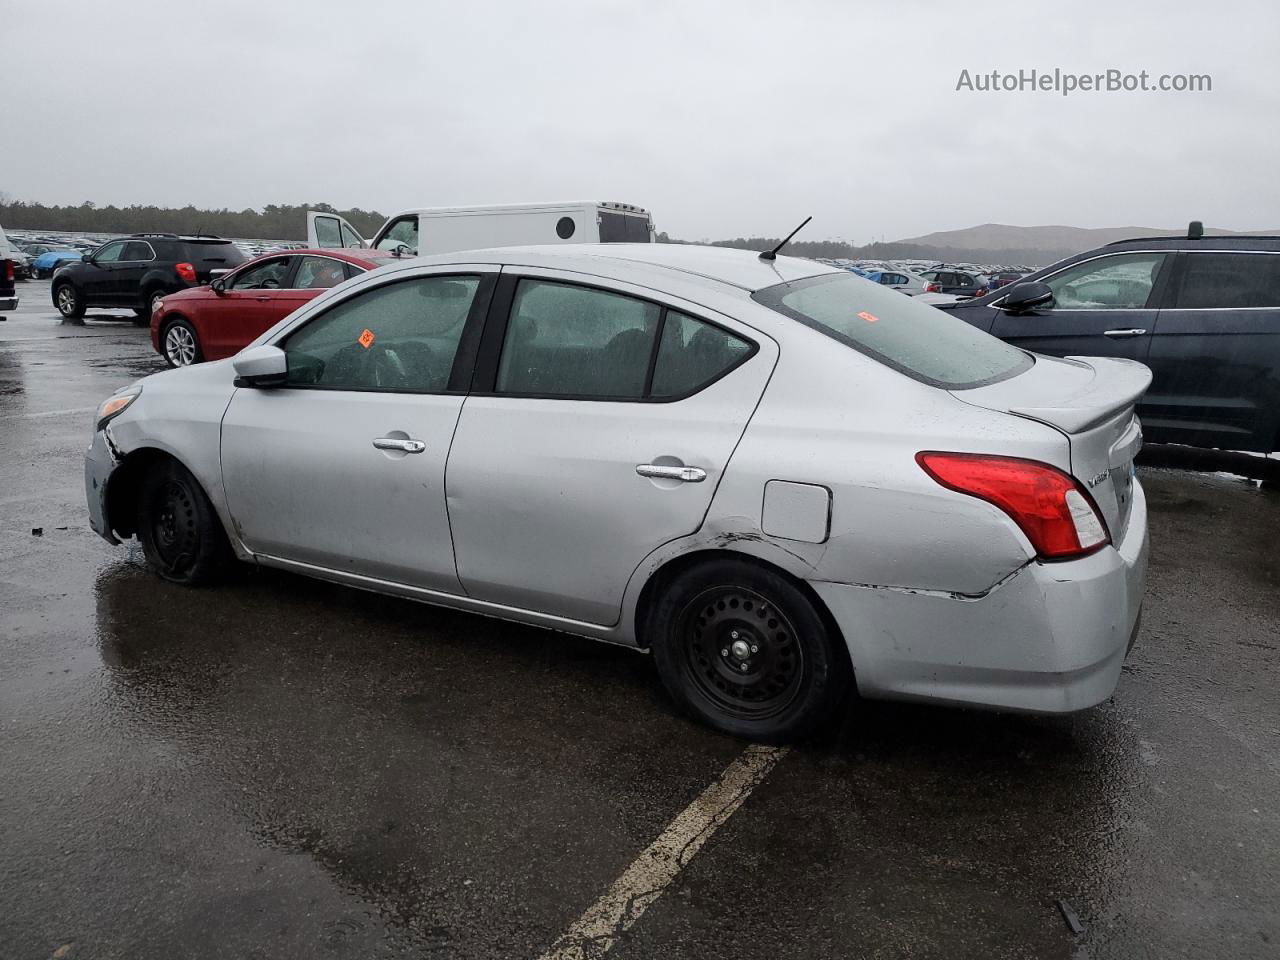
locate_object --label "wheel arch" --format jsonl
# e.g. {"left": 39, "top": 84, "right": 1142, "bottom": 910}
{"left": 104, "top": 446, "right": 217, "bottom": 541}
{"left": 632, "top": 547, "right": 849, "bottom": 668}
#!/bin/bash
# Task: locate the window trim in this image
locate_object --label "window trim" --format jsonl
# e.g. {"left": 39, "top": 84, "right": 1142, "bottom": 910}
{"left": 469, "top": 273, "right": 759, "bottom": 404}
{"left": 276, "top": 271, "right": 496, "bottom": 396}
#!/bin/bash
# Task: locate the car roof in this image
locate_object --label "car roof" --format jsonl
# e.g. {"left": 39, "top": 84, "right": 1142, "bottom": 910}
{"left": 239, "top": 247, "right": 396, "bottom": 267}
{"left": 1105, "top": 234, "right": 1280, "bottom": 251}
{"left": 412, "top": 243, "right": 838, "bottom": 293}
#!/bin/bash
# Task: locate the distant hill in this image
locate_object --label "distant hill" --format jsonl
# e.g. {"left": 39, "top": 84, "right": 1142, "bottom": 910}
{"left": 886, "top": 223, "right": 1278, "bottom": 267}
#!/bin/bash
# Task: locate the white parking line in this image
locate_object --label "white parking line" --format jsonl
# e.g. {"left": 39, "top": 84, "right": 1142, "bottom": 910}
{"left": 536, "top": 744, "right": 788, "bottom": 960}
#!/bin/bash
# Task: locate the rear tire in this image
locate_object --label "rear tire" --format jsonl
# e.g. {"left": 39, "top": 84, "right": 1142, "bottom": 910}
{"left": 134, "top": 288, "right": 165, "bottom": 326}
{"left": 136, "top": 459, "right": 232, "bottom": 585}
{"left": 161, "top": 319, "right": 202, "bottom": 367}
{"left": 53, "top": 282, "right": 85, "bottom": 319}
{"left": 649, "top": 559, "right": 849, "bottom": 742}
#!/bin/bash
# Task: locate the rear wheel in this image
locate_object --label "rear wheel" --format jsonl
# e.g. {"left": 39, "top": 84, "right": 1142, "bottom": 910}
{"left": 649, "top": 560, "right": 849, "bottom": 741}
{"left": 136, "top": 459, "right": 232, "bottom": 585}
{"left": 53, "top": 282, "right": 85, "bottom": 319}
{"left": 161, "top": 319, "right": 202, "bottom": 367}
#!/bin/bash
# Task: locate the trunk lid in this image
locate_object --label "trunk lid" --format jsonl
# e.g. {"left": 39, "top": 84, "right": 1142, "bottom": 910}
{"left": 951, "top": 355, "right": 1152, "bottom": 538}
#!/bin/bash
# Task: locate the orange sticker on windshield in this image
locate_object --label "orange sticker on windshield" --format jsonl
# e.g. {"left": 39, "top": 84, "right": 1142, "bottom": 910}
{"left": 358, "top": 328, "right": 375, "bottom": 349}
{"left": 858, "top": 311, "right": 879, "bottom": 323}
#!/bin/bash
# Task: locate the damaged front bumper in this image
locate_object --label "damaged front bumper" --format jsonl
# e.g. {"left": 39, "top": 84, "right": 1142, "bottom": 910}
{"left": 84, "top": 428, "right": 121, "bottom": 544}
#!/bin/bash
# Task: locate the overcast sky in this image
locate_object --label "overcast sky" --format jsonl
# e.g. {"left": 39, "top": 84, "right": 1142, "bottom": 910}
{"left": 5, "top": 0, "right": 1277, "bottom": 242}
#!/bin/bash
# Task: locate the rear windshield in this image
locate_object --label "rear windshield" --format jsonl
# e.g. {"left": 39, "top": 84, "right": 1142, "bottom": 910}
{"left": 752, "top": 271, "right": 1032, "bottom": 389}
{"left": 181, "top": 241, "right": 246, "bottom": 266}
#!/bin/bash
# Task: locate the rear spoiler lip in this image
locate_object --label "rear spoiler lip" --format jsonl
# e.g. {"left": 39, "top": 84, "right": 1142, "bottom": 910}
{"left": 950, "top": 356, "right": 1153, "bottom": 434}
{"left": 1003, "top": 356, "right": 1152, "bottom": 434}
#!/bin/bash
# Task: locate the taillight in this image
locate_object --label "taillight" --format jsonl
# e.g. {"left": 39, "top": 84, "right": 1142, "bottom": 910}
{"left": 176, "top": 262, "right": 197, "bottom": 284}
{"left": 925, "top": 281, "right": 940, "bottom": 293}
{"left": 916, "top": 452, "right": 1110, "bottom": 560}
{"left": 3, "top": 260, "right": 12, "bottom": 282}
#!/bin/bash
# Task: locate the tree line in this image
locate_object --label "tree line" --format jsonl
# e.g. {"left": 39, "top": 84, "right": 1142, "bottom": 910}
{"left": 0, "top": 198, "right": 1057, "bottom": 265}
{"left": 0, "top": 200, "right": 386, "bottom": 241}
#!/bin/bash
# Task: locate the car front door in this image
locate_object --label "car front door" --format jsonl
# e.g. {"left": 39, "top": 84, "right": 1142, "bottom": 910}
{"left": 114, "top": 241, "right": 156, "bottom": 305}
{"left": 445, "top": 272, "right": 774, "bottom": 625}
{"left": 81, "top": 241, "right": 127, "bottom": 302}
{"left": 201, "top": 256, "right": 297, "bottom": 359}
{"left": 989, "top": 251, "right": 1172, "bottom": 371}
{"left": 1143, "top": 251, "right": 1280, "bottom": 450}
{"left": 220, "top": 268, "right": 495, "bottom": 590}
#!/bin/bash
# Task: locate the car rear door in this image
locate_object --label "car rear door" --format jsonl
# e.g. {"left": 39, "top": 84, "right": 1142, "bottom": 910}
{"left": 220, "top": 268, "right": 497, "bottom": 590}
{"left": 989, "top": 251, "right": 1172, "bottom": 371}
{"left": 1142, "top": 250, "right": 1280, "bottom": 450}
{"left": 445, "top": 271, "right": 774, "bottom": 625}
{"left": 114, "top": 241, "right": 156, "bottom": 304}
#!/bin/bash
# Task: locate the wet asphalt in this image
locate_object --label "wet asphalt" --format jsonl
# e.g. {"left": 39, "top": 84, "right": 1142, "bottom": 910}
{"left": 1, "top": 279, "right": 1277, "bottom": 960}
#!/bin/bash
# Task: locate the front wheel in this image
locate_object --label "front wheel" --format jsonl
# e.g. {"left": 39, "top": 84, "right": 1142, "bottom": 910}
{"left": 53, "top": 282, "right": 85, "bottom": 319}
{"left": 649, "top": 560, "right": 849, "bottom": 742}
{"left": 161, "top": 319, "right": 202, "bottom": 367}
{"left": 136, "top": 459, "right": 232, "bottom": 585}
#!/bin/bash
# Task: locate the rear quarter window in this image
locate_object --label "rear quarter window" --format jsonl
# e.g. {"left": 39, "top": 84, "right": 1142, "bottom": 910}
{"left": 752, "top": 271, "right": 1032, "bottom": 389}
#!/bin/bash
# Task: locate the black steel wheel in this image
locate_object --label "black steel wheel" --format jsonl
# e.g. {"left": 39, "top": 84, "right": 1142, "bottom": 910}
{"left": 136, "top": 459, "right": 232, "bottom": 585}
{"left": 650, "top": 559, "right": 849, "bottom": 741}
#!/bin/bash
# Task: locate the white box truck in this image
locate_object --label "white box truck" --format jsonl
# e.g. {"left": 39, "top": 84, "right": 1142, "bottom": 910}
{"left": 306, "top": 201, "right": 655, "bottom": 257}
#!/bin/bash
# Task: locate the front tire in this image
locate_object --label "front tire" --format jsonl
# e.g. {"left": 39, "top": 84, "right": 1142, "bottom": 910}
{"left": 161, "top": 319, "right": 202, "bottom": 367}
{"left": 53, "top": 282, "right": 85, "bottom": 319}
{"left": 649, "top": 560, "right": 849, "bottom": 742}
{"left": 136, "top": 459, "right": 232, "bottom": 585}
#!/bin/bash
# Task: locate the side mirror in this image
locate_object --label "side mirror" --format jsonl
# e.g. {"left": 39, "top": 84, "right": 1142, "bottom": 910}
{"left": 998, "top": 281, "right": 1054, "bottom": 313}
{"left": 232, "top": 344, "right": 287, "bottom": 388}
{"left": 210, "top": 278, "right": 226, "bottom": 294}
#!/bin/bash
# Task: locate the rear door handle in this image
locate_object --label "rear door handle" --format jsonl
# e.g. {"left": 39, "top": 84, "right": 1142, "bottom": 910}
{"left": 373, "top": 437, "right": 426, "bottom": 453}
{"left": 1103, "top": 328, "right": 1147, "bottom": 338}
{"left": 636, "top": 463, "right": 706, "bottom": 482}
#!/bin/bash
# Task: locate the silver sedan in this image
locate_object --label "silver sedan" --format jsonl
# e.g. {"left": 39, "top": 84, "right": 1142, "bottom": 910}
{"left": 85, "top": 244, "right": 1150, "bottom": 741}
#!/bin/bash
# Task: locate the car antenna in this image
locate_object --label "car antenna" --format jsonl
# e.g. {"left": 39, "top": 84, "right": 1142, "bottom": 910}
{"left": 758, "top": 216, "right": 812, "bottom": 261}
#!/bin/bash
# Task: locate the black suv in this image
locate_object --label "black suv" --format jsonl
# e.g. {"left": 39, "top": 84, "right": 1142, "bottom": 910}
{"left": 939, "top": 223, "right": 1280, "bottom": 454}
{"left": 51, "top": 235, "right": 245, "bottom": 325}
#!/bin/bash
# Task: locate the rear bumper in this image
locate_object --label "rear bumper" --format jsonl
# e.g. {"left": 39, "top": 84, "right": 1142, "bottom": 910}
{"left": 0, "top": 295, "right": 16, "bottom": 312}
{"left": 813, "top": 479, "right": 1149, "bottom": 714}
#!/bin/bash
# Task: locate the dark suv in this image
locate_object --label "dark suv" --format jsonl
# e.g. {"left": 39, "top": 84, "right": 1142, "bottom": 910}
{"left": 938, "top": 223, "right": 1280, "bottom": 454}
{"left": 51, "top": 235, "right": 245, "bottom": 325}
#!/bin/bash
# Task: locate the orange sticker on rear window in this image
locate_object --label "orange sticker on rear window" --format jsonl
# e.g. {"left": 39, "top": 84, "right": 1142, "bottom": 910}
{"left": 858, "top": 311, "right": 879, "bottom": 323}
{"left": 358, "top": 328, "right": 375, "bottom": 349}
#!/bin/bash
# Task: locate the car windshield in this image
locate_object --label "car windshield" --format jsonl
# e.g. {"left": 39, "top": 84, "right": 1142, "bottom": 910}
{"left": 752, "top": 271, "right": 1033, "bottom": 389}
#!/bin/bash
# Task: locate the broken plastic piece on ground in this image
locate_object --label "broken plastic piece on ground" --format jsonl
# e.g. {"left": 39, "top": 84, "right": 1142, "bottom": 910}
{"left": 31, "top": 527, "right": 43, "bottom": 536}
{"left": 1056, "top": 898, "right": 1086, "bottom": 935}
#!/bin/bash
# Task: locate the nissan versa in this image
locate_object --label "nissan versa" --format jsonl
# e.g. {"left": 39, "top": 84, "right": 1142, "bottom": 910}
{"left": 84, "top": 244, "right": 1150, "bottom": 740}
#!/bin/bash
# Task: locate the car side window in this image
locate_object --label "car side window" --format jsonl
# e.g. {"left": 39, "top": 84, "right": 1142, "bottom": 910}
{"left": 1174, "top": 253, "right": 1280, "bottom": 309}
{"left": 232, "top": 257, "right": 293, "bottom": 290}
{"left": 375, "top": 217, "right": 419, "bottom": 255}
{"left": 313, "top": 216, "right": 341, "bottom": 247}
{"left": 1043, "top": 253, "right": 1168, "bottom": 309}
{"left": 496, "top": 280, "right": 661, "bottom": 398}
{"left": 339, "top": 222, "right": 364, "bottom": 249}
{"left": 95, "top": 241, "right": 127, "bottom": 263}
{"left": 295, "top": 256, "right": 348, "bottom": 289}
{"left": 284, "top": 275, "right": 479, "bottom": 393}
{"left": 650, "top": 311, "right": 752, "bottom": 398}
{"left": 121, "top": 241, "right": 154, "bottom": 261}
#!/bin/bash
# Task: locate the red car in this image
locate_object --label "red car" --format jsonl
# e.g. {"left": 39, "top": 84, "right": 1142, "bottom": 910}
{"left": 150, "top": 248, "right": 399, "bottom": 367}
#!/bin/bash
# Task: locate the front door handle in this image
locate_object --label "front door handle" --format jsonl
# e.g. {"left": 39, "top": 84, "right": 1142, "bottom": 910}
{"left": 373, "top": 437, "right": 426, "bottom": 453}
{"left": 1103, "top": 328, "right": 1148, "bottom": 338}
{"left": 637, "top": 463, "right": 707, "bottom": 482}
{"left": 255, "top": 295, "right": 272, "bottom": 302}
